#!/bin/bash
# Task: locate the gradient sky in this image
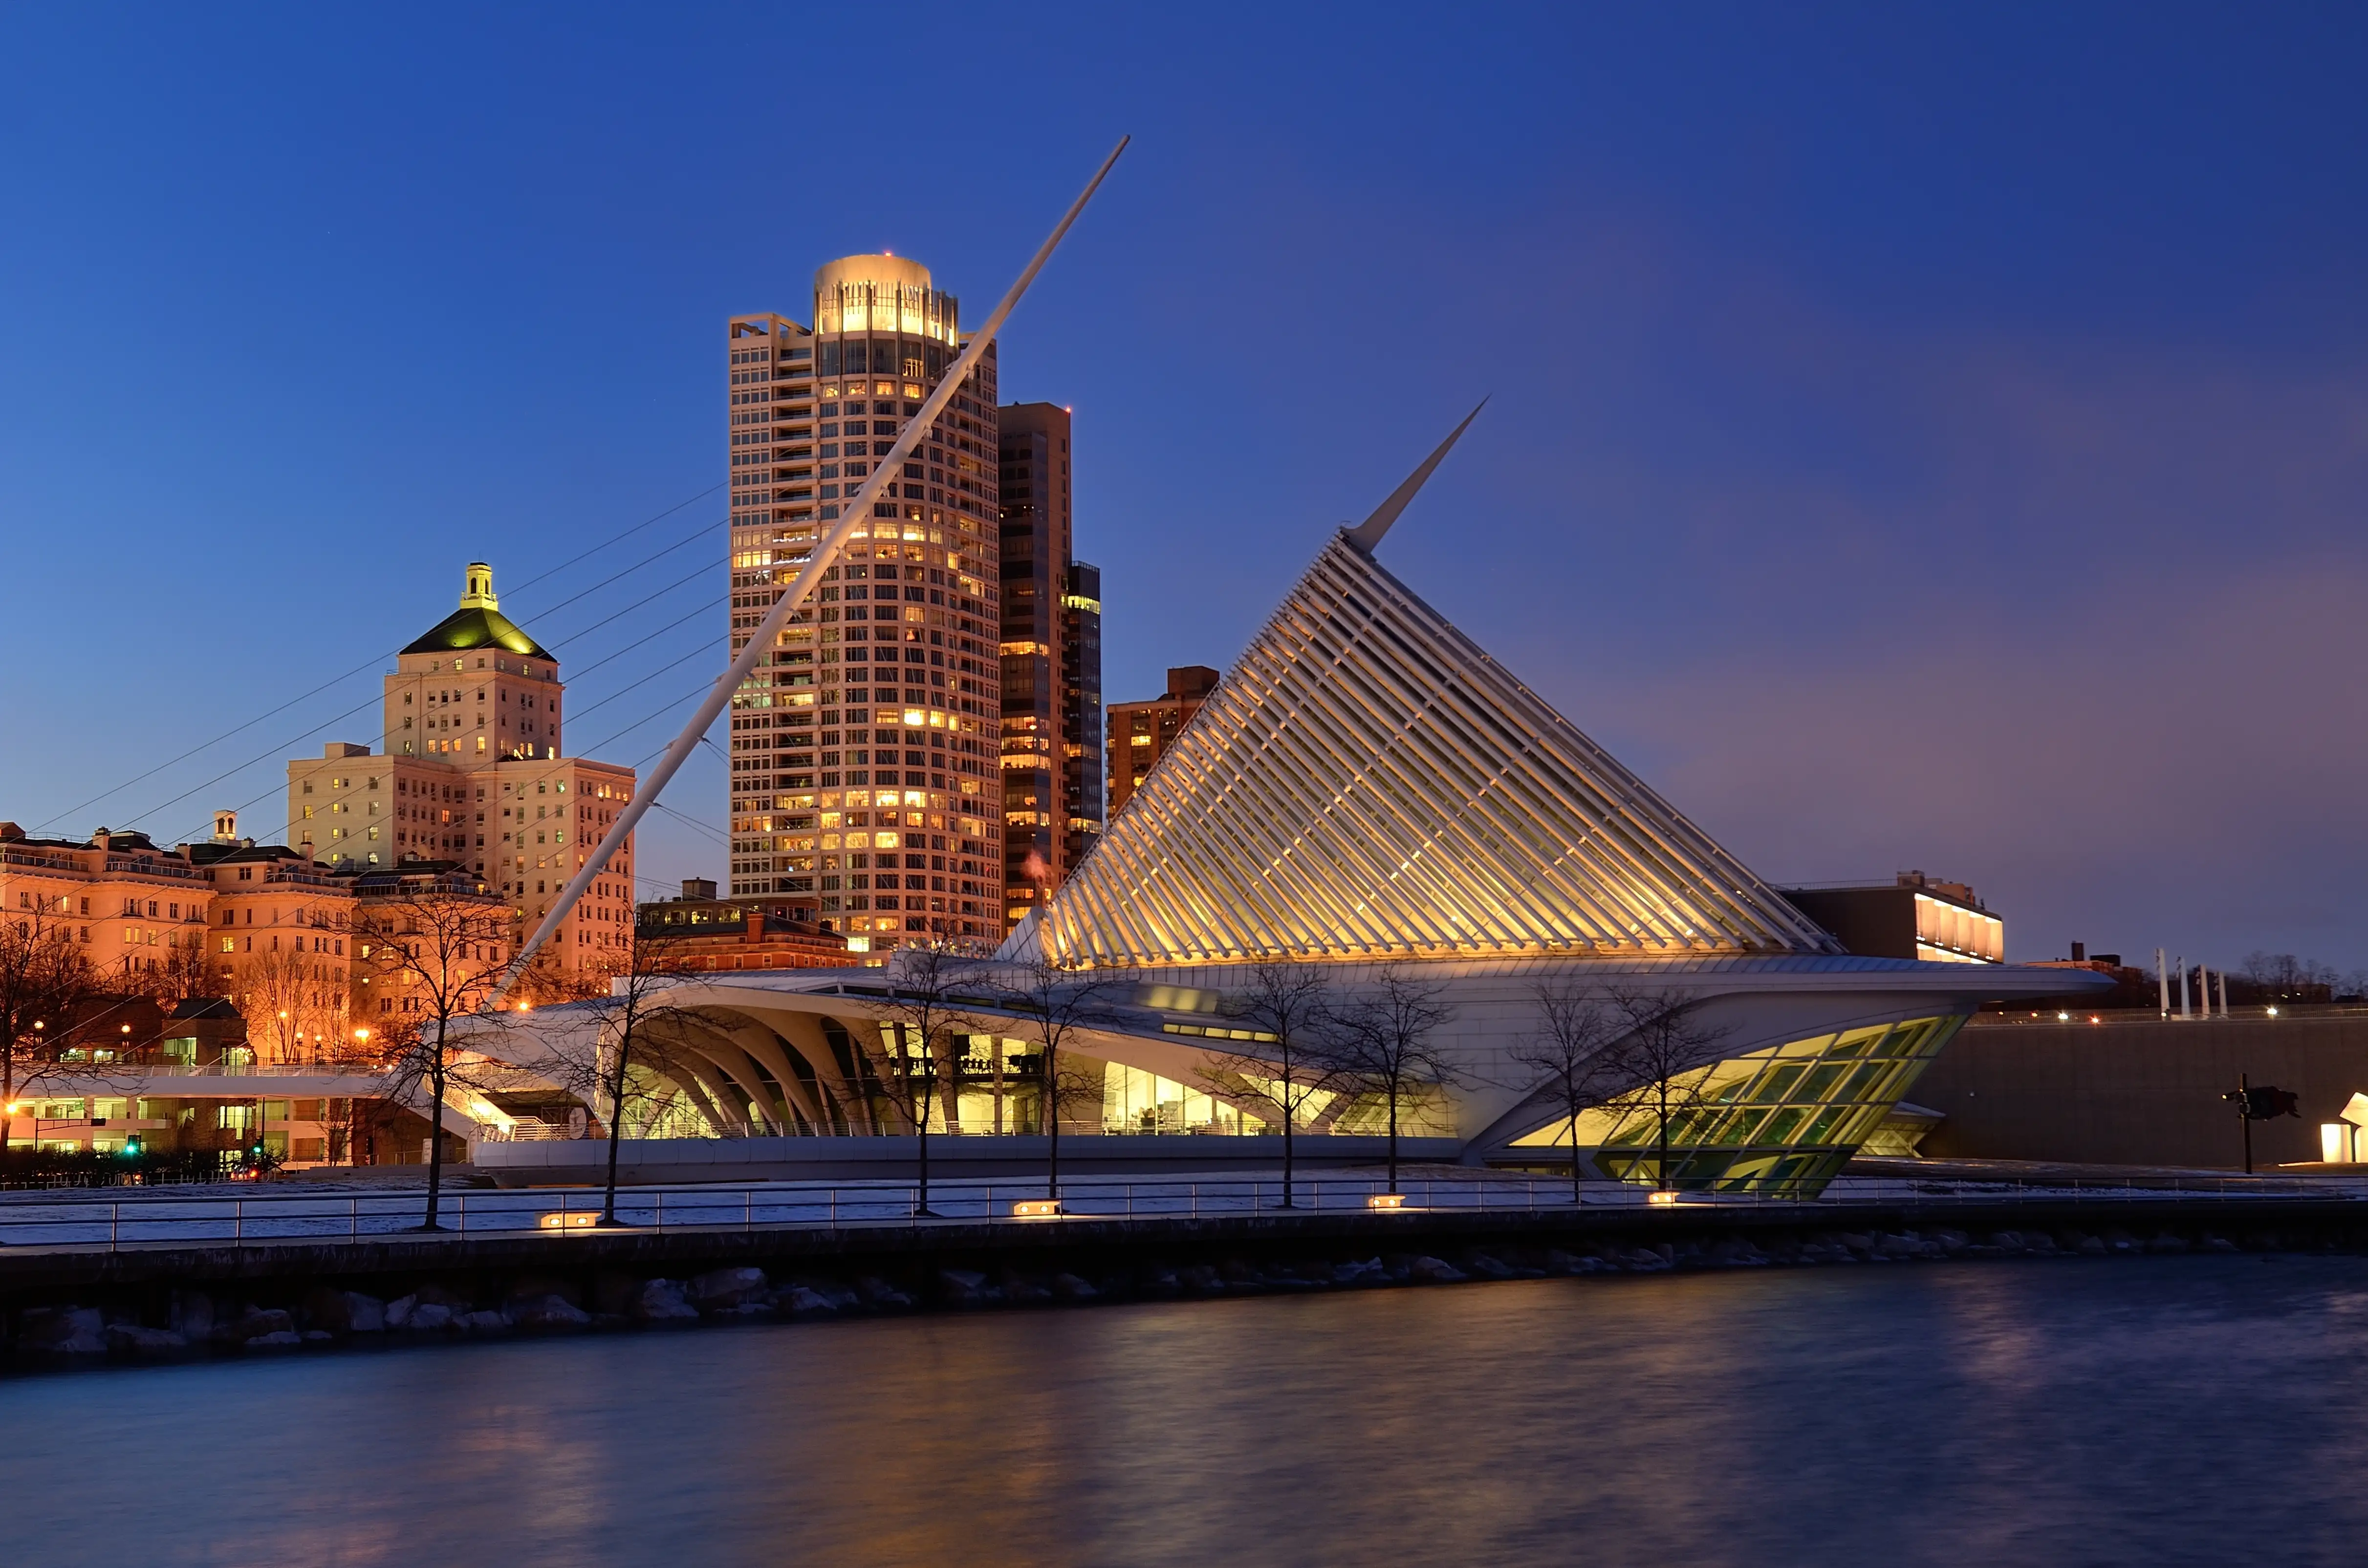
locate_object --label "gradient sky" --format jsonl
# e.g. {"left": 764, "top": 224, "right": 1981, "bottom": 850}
{"left": 4, "top": 5, "right": 2366, "bottom": 970}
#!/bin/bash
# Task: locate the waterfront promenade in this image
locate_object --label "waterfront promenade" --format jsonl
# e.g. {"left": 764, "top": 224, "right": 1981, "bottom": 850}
{"left": 1, "top": 1166, "right": 2358, "bottom": 1253}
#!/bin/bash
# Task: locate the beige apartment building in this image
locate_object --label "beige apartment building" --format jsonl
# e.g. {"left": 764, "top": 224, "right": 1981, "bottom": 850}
{"left": 284, "top": 563, "right": 636, "bottom": 982}
{"left": 0, "top": 834, "right": 514, "bottom": 1161}
{"left": 191, "top": 834, "right": 358, "bottom": 1061}
{"left": 0, "top": 814, "right": 525, "bottom": 1066}
{"left": 724, "top": 253, "right": 1005, "bottom": 951}
{"left": 0, "top": 823, "right": 214, "bottom": 991}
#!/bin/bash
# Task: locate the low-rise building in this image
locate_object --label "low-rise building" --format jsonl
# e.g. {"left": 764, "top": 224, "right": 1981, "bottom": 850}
{"left": 1105, "top": 665, "right": 1217, "bottom": 819}
{"left": 1779, "top": 871, "right": 2004, "bottom": 965}
{"left": 0, "top": 823, "right": 213, "bottom": 989}
{"left": 635, "top": 879, "right": 863, "bottom": 972}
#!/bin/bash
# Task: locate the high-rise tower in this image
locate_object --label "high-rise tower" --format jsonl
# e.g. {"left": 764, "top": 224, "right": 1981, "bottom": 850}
{"left": 724, "top": 254, "right": 1004, "bottom": 951}
{"left": 996, "top": 402, "right": 1102, "bottom": 922}
{"left": 1061, "top": 560, "right": 1104, "bottom": 882}
{"left": 283, "top": 563, "right": 638, "bottom": 982}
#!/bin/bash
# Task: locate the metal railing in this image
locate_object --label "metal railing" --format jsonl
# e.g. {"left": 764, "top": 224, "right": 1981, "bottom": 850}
{"left": 0, "top": 1171, "right": 2357, "bottom": 1254}
{"left": 109, "top": 1062, "right": 382, "bottom": 1079}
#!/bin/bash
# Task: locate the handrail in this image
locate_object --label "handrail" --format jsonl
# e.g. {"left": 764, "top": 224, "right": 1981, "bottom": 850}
{"left": 0, "top": 1170, "right": 2358, "bottom": 1253}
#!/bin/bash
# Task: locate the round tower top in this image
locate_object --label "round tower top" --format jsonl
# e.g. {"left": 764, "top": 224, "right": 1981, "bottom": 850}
{"left": 814, "top": 253, "right": 933, "bottom": 296}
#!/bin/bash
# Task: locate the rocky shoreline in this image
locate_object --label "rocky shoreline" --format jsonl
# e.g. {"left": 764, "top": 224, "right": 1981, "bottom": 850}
{"left": 3, "top": 1218, "right": 2332, "bottom": 1373}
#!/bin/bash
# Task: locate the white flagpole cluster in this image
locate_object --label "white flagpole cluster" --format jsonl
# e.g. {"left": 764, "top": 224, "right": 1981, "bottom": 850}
{"left": 491, "top": 135, "right": 1130, "bottom": 1003}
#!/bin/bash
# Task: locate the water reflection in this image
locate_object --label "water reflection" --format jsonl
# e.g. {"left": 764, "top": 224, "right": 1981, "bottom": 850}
{"left": 10, "top": 1256, "right": 2368, "bottom": 1566}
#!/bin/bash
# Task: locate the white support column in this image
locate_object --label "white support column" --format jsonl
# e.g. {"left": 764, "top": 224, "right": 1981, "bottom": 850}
{"left": 2157, "top": 947, "right": 2170, "bottom": 1016}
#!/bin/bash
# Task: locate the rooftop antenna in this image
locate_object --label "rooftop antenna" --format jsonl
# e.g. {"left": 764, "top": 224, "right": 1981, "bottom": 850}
{"left": 490, "top": 135, "right": 1131, "bottom": 1003}
{"left": 1342, "top": 397, "right": 1487, "bottom": 555}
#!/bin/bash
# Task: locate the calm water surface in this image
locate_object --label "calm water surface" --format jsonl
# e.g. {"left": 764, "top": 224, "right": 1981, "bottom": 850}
{"left": 12, "top": 1255, "right": 2368, "bottom": 1566}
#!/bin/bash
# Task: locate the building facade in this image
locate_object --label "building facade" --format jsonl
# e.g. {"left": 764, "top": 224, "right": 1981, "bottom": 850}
{"left": 1061, "top": 562, "right": 1104, "bottom": 884}
{"left": 996, "top": 401, "right": 1102, "bottom": 922}
{"left": 1105, "top": 665, "right": 1218, "bottom": 819}
{"left": 724, "top": 254, "right": 1005, "bottom": 951}
{"left": 489, "top": 415, "right": 2103, "bottom": 1195}
{"left": 283, "top": 564, "right": 636, "bottom": 984}
{"left": 634, "top": 879, "right": 862, "bottom": 973}
{"left": 1780, "top": 872, "right": 2005, "bottom": 965}
{"left": 0, "top": 824, "right": 213, "bottom": 992}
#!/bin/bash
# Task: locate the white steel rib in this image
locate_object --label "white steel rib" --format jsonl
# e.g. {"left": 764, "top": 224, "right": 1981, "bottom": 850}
{"left": 1043, "top": 416, "right": 1840, "bottom": 967}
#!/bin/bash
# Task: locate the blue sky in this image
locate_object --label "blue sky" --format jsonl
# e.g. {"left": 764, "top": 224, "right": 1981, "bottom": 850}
{"left": 4, "top": 4, "right": 2366, "bottom": 967}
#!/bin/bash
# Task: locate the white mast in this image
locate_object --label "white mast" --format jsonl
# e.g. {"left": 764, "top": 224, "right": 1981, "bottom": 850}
{"left": 491, "top": 137, "right": 1130, "bottom": 1002}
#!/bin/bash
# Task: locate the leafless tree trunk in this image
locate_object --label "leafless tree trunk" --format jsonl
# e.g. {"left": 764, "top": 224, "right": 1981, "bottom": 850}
{"left": 1197, "top": 961, "right": 1340, "bottom": 1209}
{"left": 0, "top": 904, "right": 102, "bottom": 1111}
{"left": 1603, "top": 988, "right": 1733, "bottom": 1192}
{"left": 354, "top": 880, "right": 516, "bottom": 1229}
{"left": 1508, "top": 981, "right": 1628, "bottom": 1203}
{"left": 876, "top": 941, "right": 987, "bottom": 1217}
{"left": 155, "top": 932, "right": 215, "bottom": 1009}
{"left": 1319, "top": 966, "right": 1456, "bottom": 1194}
{"left": 223, "top": 942, "right": 348, "bottom": 1065}
{"left": 996, "top": 957, "right": 1122, "bottom": 1201}
{"left": 536, "top": 926, "right": 702, "bottom": 1225}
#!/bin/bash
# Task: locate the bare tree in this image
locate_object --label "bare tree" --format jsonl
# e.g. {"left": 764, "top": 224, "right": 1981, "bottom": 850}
{"left": 513, "top": 942, "right": 621, "bottom": 1008}
{"left": 996, "top": 956, "right": 1123, "bottom": 1202}
{"left": 1603, "top": 988, "right": 1733, "bottom": 1193}
{"left": 2240, "top": 951, "right": 2341, "bottom": 1004}
{"left": 224, "top": 942, "right": 348, "bottom": 1065}
{"left": 1508, "top": 981, "right": 1629, "bottom": 1203}
{"left": 0, "top": 905, "right": 101, "bottom": 1112}
{"left": 353, "top": 879, "right": 515, "bottom": 1230}
{"left": 1319, "top": 966, "right": 1457, "bottom": 1194}
{"left": 1197, "top": 960, "right": 1343, "bottom": 1209}
{"left": 543, "top": 925, "right": 703, "bottom": 1225}
{"left": 874, "top": 941, "right": 987, "bottom": 1217}
{"left": 155, "top": 932, "right": 216, "bottom": 1008}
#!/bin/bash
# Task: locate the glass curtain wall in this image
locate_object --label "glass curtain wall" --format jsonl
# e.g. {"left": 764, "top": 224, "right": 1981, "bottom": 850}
{"left": 1512, "top": 1015, "right": 1965, "bottom": 1197}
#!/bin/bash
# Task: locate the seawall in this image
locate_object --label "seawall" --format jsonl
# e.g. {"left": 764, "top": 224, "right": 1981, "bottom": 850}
{"left": 10, "top": 1196, "right": 2368, "bottom": 1372}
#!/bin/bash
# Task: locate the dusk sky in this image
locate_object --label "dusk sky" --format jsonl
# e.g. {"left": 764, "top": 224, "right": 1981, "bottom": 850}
{"left": 4, "top": 6, "right": 2366, "bottom": 969}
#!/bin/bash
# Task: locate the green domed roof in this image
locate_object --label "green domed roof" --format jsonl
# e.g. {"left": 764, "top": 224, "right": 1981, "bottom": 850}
{"left": 402, "top": 563, "right": 551, "bottom": 659}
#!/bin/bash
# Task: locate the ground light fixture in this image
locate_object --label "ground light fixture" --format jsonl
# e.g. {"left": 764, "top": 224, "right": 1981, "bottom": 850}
{"left": 1367, "top": 1193, "right": 1408, "bottom": 1210}
{"left": 1647, "top": 1190, "right": 1683, "bottom": 1207}
{"left": 1012, "top": 1200, "right": 1063, "bottom": 1218}
{"left": 539, "top": 1211, "right": 599, "bottom": 1231}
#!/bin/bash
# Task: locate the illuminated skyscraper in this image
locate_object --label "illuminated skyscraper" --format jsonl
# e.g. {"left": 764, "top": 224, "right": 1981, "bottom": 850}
{"left": 997, "top": 401, "right": 1101, "bottom": 923}
{"left": 723, "top": 254, "right": 1004, "bottom": 950}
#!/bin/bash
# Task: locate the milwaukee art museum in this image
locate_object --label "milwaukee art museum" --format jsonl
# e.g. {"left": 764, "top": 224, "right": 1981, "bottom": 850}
{"left": 503, "top": 413, "right": 2099, "bottom": 1195}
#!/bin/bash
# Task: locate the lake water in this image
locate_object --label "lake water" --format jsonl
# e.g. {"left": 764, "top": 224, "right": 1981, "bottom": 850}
{"left": 12, "top": 1254, "right": 2368, "bottom": 1566}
